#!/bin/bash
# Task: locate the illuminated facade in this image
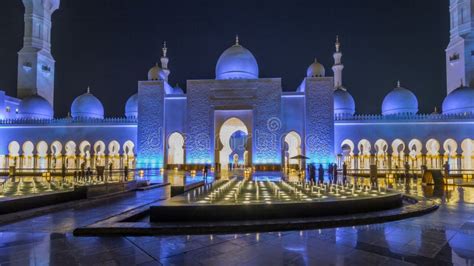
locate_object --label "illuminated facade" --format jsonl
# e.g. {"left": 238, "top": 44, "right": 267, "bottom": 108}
{"left": 0, "top": 0, "right": 473, "bottom": 173}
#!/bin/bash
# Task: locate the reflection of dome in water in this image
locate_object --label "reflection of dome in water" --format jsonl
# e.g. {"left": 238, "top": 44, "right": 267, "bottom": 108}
{"left": 447, "top": 230, "right": 474, "bottom": 260}
{"left": 384, "top": 225, "right": 421, "bottom": 255}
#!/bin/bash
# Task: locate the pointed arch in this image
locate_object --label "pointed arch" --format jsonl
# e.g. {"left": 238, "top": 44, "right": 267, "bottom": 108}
{"left": 22, "top": 141, "right": 34, "bottom": 169}
{"left": 461, "top": 139, "right": 474, "bottom": 172}
{"left": 168, "top": 133, "right": 185, "bottom": 165}
{"left": 444, "top": 139, "right": 458, "bottom": 170}
{"left": 108, "top": 140, "right": 121, "bottom": 169}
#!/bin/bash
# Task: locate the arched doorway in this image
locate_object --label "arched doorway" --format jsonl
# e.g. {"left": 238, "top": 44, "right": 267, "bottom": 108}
{"left": 22, "top": 141, "right": 34, "bottom": 169}
{"left": 94, "top": 141, "right": 106, "bottom": 167}
{"left": 375, "top": 139, "right": 388, "bottom": 169}
{"left": 123, "top": 140, "right": 135, "bottom": 168}
{"left": 358, "top": 139, "right": 371, "bottom": 170}
{"left": 461, "top": 139, "right": 474, "bottom": 173}
{"left": 79, "top": 141, "right": 92, "bottom": 168}
{"left": 36, "top": 141, "right": 48, "bottom": 170}
{"left": 444, "top": 139, "right": 458, "bottom": 170}
{"left": 108, "top": 140, "right": 121, "bottom": 169}
{"left": 168, "top": 133, "right": 185, "bottom": 166}
{"left": 283, "top": 131, "right": 302, "bottom": 171}
{"left": 391, "top": 139, "right": 406, "bottom": 169}
{"left": 341, "top": 139, "right": 355, "bottom": 169}
{"left": 217, "top": 117, "right": 249, "bottom": 171}
{"left": 50, "top": 141, "right": 63, "bottom": 170}
{"left": 408, "top": 139, "right": 423, "bottom": 169}
{"left": 65, "top": 141, "right": 77, "bottom": 169}
{"left": 8, "top": 141, "right": 20, "bottom": 167}
{"left": 426, "top": 139, "right": 440, "bottom": 169}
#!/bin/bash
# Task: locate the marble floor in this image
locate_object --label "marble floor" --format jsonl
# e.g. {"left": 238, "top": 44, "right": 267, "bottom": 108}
{"left": 0, "top": 183, "right": 473, "bottom": 265}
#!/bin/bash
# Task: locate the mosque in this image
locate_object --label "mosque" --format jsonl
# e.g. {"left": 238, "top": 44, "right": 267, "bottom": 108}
{"left": 0, "top": 0, "right": 473, "bottom": 174}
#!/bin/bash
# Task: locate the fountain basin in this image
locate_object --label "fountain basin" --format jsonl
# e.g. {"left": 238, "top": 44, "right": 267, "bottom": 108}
{"left": 150, "top": 180, "right": 403, "bottom": 222}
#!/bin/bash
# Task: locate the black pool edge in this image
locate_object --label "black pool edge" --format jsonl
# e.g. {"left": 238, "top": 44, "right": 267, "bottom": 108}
{"left": 72, "top": 195, "right": 439, "bottom": 237}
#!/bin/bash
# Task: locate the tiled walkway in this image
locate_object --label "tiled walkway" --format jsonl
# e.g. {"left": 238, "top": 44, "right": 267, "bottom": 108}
{"left": 1, "top": 185, "right": 474, "bottom": 265}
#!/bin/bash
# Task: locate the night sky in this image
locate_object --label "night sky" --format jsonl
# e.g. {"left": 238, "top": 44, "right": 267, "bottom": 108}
{"left": 0, "top": 0, "right": 449, "bottom": 117}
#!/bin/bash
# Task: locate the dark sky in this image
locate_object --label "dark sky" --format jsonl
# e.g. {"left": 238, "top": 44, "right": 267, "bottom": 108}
{"left": 0, "top": 0, "right": 450, "bottom": 117}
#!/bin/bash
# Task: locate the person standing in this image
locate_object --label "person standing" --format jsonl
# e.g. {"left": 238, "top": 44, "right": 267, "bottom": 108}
{"left": 333, "top": 163, "right": 338, "bottom": 184}
{"left": 318, "top": 164, "right": 324, "bottom": 184}
{"left": 203, "top": 164, "right": 209, "bottom": 183}
{"left": 404, "top": 161, "right": 410, "bottom": 180}
{"left": 443, "top": 161, "right": 450, "bottom": 178}
{"left": 328, "top": 164, "right": 333, "bottom": 183}
{"left": 309, "top": 164, "right": 316, "bottom": 185}
{"left": 342, "top": 162, "right": 348, "bottom": 184}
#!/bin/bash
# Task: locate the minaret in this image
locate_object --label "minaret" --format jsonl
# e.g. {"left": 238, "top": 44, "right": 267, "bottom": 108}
{"left": 160, "top": 41, "right": 170, "bottom": 81}
{"left": 332, "top": 35, "right": 344, "bottom": 89}
{"left": 17, "top": 0, "right": 60, "bottom": 108}
{"left": 446, "top": 0, "right": 474, "bottom": 94}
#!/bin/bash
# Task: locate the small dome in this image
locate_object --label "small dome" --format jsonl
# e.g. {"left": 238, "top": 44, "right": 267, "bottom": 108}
{"left": 334, "top": 88, "right": 355, "bottom": 115}
{"left": 148, "top": 63, "right": 162, "bottom": 81}
{"left": 173, "top": 84, "right": 184, "bottom": 94}
{"left": 382, "top": 82, "right": 418, "bottom": 115}
{"left": 125, "top": 93, "right": 138, "bottom": 118}
{"left": 307, "top": 58, "right": 325, "bottom": 77}
{"left": 442, "top": 86, "right": 474, "bottom": 115}
{"left": 216, "top": 38, "right": 259, "bottom": 80}
{"left": 71, "top": 88, "right": 104, "bottom": 119}
{"left": 19, "top": 94, "right": 53, "bottom": 119}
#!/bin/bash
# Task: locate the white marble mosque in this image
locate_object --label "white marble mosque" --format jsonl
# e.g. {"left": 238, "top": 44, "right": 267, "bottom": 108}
{"left": 0, "top": 0, "right": 473, "bottom": 174}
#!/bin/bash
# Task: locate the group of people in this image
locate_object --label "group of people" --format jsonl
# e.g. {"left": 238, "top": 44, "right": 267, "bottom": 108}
{"left": 306, "top": 163, "right": 348, "bottom": 185}
{"left": 71, "top": 162, "right": 130, "bottom": 183}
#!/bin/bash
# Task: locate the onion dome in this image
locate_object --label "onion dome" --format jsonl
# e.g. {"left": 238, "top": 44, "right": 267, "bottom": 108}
{"left": 216, "top": 36, "right": 259, "bottom": 80}
{"left": 334, "top": 88, "right": 355, "bottom": 115}
{"left": 442, "top": 85, "right": 474, "bottom": 115}
{"left": 382, "top": 81, "right": 418, "bottom": 115}
{"left": 307, "top": 58, "right": 326, "bottom": 77}
{"left": 71, "top": 87, "right": 104, "bottom": 119}
{"left": 125, "top": 93, "right": 138, "bottom": 118}
{"left": 148, "top": 63, "right": 162, "bottom": 81}
{"left": 18, "top": 94, "right": 53, "bottom": 119}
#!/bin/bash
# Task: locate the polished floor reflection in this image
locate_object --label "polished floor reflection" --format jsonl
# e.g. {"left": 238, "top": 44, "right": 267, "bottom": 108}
{"left": 0, "top": 180, "right": 473, "bottom": 265}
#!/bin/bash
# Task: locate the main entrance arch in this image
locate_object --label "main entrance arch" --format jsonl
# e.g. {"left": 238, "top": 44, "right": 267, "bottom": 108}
{"left": 216, "top": 117, "right": 250, "bottom": 171}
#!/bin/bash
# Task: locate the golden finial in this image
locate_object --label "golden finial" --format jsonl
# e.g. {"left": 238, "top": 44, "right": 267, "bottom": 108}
{"left": 235, "top": 34, "right": 239, "bottom": 45}
{"left": 335, "top": 35, "right": 340, "bottom": 52}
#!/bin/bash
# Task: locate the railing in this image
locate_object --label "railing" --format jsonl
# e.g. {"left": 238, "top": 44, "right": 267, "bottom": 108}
{"left": 335, "top": 112, "right": 474, "bottom": 121}
{"left": 0, "top": 117, "right": 138, "bottom": 125}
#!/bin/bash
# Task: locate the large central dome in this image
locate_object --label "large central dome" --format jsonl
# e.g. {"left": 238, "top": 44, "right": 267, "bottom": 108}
{"left": 215, "top": 37, "right": 259, "bottom": 80}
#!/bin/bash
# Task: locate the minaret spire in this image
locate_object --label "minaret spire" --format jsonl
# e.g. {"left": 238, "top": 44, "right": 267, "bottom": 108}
{"left": 17, "top": 0, "right": 60, "bottom": 108}
{"left": 332, "top": 35, "right": 344, "bottom": 89}
{"left": 160, "top": 41, "right": 170, "bottom": 81}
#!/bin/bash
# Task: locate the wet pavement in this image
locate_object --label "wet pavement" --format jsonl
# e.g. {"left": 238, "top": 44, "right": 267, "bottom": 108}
{"left": 0, "top": 179, "right": 474, "bottom": 265}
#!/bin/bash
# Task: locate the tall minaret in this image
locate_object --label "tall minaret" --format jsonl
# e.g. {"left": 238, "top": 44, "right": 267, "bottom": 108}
{"left": 160, "top": 41, "right": 170, "bottom": 81}
{"left": 17, "top": 0, "right": 60, "bottom": 107}
{"left": 446, "top": 0, "right": 474, "bottom": 94}
{"left": 332, "top": 35, "right": 344, "bottom": 89}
